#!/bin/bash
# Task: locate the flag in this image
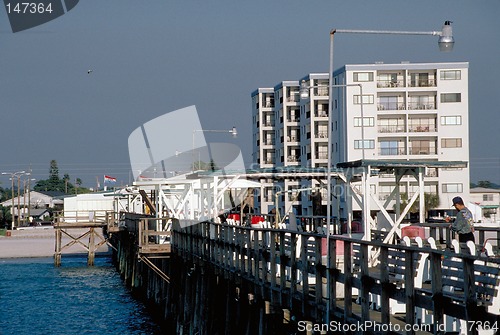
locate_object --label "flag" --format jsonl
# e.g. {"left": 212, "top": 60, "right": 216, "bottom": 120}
{"left": 104, "top": 175, "right": 117, "bottom": 183}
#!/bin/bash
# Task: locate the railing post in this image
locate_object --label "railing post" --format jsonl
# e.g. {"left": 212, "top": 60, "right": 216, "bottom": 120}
{"left": 430, "top": 250, "right": 444, "bottom": 333}
{"left": 314, "top": 235, "right": 322, "bottom": 318}
{"left": 279, "top": 231, "right": 286, "bottom": 295}
{"left": 327, "top": 235, "right": 337, "bottom": 322}
{"left": 463, "top": 256, "right": 478, "bottom": 335}
{"left": 380, "top": 245, "right": 390, "bottom": 325}
{"left": 270, "top": 230, "right": 277, "bottom": 289}
{"left": 405, "top": 248, "right": 415, "bottom": 334}
{"left": 300, "top": 234, "right": 308, "bottom": 316}
{"left": 359, "top": 242, "right": 370, "bottom": 322}
{"left": 343, "top": 240, "right": 352, "bottom": 321}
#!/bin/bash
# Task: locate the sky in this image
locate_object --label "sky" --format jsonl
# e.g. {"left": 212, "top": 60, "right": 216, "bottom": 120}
{"left": 0, "top": 0, "right": 499, "bottom": 188}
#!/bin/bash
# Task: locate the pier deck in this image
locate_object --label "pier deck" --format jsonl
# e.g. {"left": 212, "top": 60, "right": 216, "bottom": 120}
{"left": 170, "top": 221, "right": 500, "bottom": 334}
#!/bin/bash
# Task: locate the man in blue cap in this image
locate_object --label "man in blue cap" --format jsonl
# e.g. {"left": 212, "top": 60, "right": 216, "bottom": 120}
{"left": 447, "top": 196, "right": 475, "bottom": 243}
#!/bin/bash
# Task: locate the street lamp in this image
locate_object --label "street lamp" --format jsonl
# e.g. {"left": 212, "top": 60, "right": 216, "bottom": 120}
{"left": 323, "top": 20, "right": 454, "bottom": 321}
{"left": 22, "top": 178, "right": 35, "bottom": 224}
{"left": 2, "top": 170, "right": 25, "bottom": 229}
{"left": 192, "top": 127, "right": 237, "bottom": 171}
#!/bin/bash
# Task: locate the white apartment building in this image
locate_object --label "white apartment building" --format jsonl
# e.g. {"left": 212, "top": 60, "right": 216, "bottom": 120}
{"left": 252, "top": 62, "right": 470, "bottom": 219}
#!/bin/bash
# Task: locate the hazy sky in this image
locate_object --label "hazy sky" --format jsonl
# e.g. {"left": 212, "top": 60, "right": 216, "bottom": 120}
{"left": 1, "top": 0, "right": 499, "bottom": 188}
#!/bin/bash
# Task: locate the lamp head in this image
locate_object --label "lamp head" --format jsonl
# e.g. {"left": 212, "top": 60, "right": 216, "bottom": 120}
{"left": 231, "top": 126, "right": 237, "bottom": 138}
{"left": 438, "top": 20, "right": 454, "bottom": 52}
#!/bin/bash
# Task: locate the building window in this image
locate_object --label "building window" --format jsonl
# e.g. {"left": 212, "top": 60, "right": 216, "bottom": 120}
{"left": 441, "top": 93, "right": 461, "bottom": 103}
{"left": 440, "top": 70, "right": 461, "bottom": 80}
{"left": 379, "top": 95, "right": 404, "bottom": 110}
{"left": 408, "top": 117, "right": 436, "bottom": 132}
{"left": 440, "top": 116, "right": 462, "bottom": 125}
{"left": 379, "top": 140, "right": 405, "bottom": 155}
{"left": 353, "top": 72, "right": 373, "bottom": 82}
{"left": 354, "top": 117, "right": 374, "bottom": 127}
{"left": 353, "top": 95, "right": 374, "bottom": 105}
{"left": 442, "top": 183, "right": 463, "bottom": 193}
{"left": 483, "top": 194, "right": 494, "bottom": 201}
{"left": 378, "top": 118, "right": 405, "bottom": 133}
{"left": 441, "top": 138, "right": 462, "bottom": 148}
{"left": 354, "top": 140, "right": 375, "bottom": 149}
{"left": 409, "top": 140, "right": 436, "bottom": 155}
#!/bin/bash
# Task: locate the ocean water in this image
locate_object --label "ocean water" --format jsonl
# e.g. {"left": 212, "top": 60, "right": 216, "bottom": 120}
{"left": 0, "top": 257, "right": 162, "bottom": 335}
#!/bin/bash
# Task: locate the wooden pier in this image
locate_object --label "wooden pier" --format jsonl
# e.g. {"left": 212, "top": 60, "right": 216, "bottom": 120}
{"left": 169, "top": 221, "right": 500, "bottom": 334}
{"left": 53, "top": 212, "right": 110, "bottom": 266}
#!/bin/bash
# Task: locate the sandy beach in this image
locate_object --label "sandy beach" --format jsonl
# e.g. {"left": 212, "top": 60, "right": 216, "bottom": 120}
{"left": 0, "top": 228, "right": 110, "bottom": 259}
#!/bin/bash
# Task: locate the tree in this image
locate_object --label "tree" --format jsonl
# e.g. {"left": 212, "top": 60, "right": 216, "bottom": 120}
{"left": 192, "top": 160, "right": 219, "bottom": 171}
{"left": 478, "top": 180, "right": 492, "bottom": 189}
{"left": 396, "top": 192, "right": 440, "bottom": 220}
{"left": 0, "top": 205, "right": 12, "bottom": 229}
{"left": 33, "top": 160, "right": 91, "bottom": 194}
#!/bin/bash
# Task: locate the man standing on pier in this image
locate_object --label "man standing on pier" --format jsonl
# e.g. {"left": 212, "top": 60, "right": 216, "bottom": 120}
{"left": 447, "top": 196, "right": 475, "bottom": 243}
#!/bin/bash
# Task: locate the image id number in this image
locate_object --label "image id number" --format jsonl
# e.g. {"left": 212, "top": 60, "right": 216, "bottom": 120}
{"left": 6, "top": 2, "right": 53, "bottom": 14}
{"left": 468, "top": 321, "right": 499, "bottom": 331}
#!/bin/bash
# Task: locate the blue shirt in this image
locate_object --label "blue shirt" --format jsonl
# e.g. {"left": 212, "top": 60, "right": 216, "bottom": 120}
{"left": 451, "top": 207, "right": 474, "bottom": 234}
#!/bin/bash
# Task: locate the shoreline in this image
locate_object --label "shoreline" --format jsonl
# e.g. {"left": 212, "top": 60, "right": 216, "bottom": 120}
{"left": 0, "top": 229, "right": 110, "bottom": 259}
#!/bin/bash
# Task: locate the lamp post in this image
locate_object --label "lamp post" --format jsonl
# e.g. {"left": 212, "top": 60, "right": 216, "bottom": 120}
{"left": 22, "top": 178, "right": 35, "bottom": 224}
{"left": 192, "top": 127, "right": 237, "bottom": 171}
{"left": 323, "top": 20, "right": 454, "bottom": 322}
{"left": 2, "top": 170, "right": 26, "bottom": 229}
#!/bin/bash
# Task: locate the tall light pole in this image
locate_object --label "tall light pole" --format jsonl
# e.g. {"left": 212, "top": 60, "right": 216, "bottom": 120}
{"left": 2, "top": 170, "right": 25, "bottom": 229}
{"left": 192, "top": 127, "right": 237, "bottom": 171}
{"left": 324, "top": 21, "right": 454, "bottom": 322}
{"left": 22, "top": 178, "right": 35, "bottom": 224}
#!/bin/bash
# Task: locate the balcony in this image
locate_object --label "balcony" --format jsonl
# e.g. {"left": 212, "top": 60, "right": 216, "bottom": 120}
{"left": 287, "top": 155, "right": 300, "bottom": 163}
{"left": 408, "top": 148, "right": 437, "bottom": 155}
{"left": 377, "top": 104, "right": 406, "bottom": 111}
{"left": 287, "top": 135, "right": 300, "bottom": 142}
{"left": 313, "top": 87, "right": 329, "bottom": 97}
{"left": 425, "top": 168, "right": 438, "bottom": 177}
{"left": 263, "top": 139, "right": 275, "bottom": 145}
{"left": 378, "top": 125, "right": 405, "bottom": 133}
{"left": 408, "top": 79, "right": 436, "bottom": 88}
{"left": 315, "top": 111, "right": 328, "bottom": 118}
{"left": 316, "top": 153, "right": 328, "bottom": 160}
{"left": 377, "top": 80, "right": 405, "bottom": 88}
{"left": 315, "top": 131, "right": 328, "bottom": 139}
{"left": 407, "top": 103, "right": 435, "bottom": 110}
{"left": 263, "top": 121, "right": 275, "bottom": 127}
{"left": 286, "top": 117, "right": 300, "bottom": 123}
{"left": 408, "top": 125, "right": 436, "bottom": 133}
{"left": 379, "top": 148, "right": 406, "bottom": 156}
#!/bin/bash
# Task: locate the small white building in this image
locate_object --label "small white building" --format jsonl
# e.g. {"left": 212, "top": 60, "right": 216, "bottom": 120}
{"left": 0, "top": 190, "right": 63, "bottom": 209}
{"left": 470, "top": 187, "right": 500, "bottom": 222}
{"left": 63, "top": 192, "right": 116, "bottom": 222}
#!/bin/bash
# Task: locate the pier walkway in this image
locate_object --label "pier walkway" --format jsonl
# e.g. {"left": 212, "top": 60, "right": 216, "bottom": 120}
{"left": 170, "top": 220, "right": 500, "bottom": 334}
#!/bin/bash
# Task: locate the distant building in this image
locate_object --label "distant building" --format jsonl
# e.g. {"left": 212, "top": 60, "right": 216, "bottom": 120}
{"left": 252, "top": 61, "right": 470, "bottom": 219}
{"left": 0, "top": 190, "right": 64, "bottom": 209}
{"left": 470, "top": 187, "right": 500, "bottom": 222}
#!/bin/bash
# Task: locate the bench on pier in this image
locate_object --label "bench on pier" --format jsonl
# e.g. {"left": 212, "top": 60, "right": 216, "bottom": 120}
{"left": 415, "top": 238, "right": 500, "bottom": 332}
{"left": 352, "top": 236, "right": 429, "bottom": 314}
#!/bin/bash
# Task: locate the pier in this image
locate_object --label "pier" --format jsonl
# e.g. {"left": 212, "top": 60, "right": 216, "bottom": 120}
{"left": 108, "top": 213, "right": 500, "bottom": 334}
{"left": 54, "top": 161, "right": 500, "bottom": 334}
{"left": 53, "top": 212, "right": 111, "bottom": 266}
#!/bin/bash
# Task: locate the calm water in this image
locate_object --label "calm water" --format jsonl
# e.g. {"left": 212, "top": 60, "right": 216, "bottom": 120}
{"left": 0, "top": 257, "right": 163, "bottom": 335}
